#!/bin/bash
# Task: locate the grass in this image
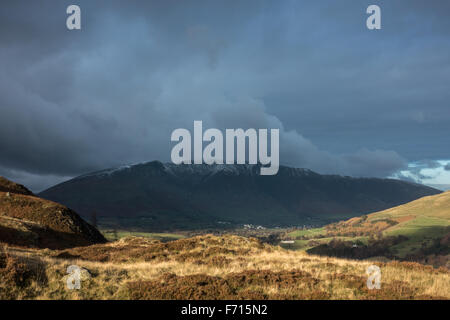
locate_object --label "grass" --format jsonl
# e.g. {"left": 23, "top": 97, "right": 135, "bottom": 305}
{"left": 283, "top": 236, "right": 369, "bottom": 252}
{"left": 385, "top": 216, "right": 449, "bottom": 257}
{"left": 101, "top": 230, "right": 185, "bottom": 242}
{"left": 1, "top": 235, "right": 449, "bottom": 300}
{"left": 286, "top": 227, "right": 369, "bottom": 251}
{"left": 285, "top": 192, "right": 450, "bottom": 260}
{"left": 288, "top": 227, "right": 326, "bottom": 239}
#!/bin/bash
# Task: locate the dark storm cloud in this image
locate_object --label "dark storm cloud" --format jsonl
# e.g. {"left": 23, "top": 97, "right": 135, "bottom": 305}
{"left": 0, "top": 0, "right": 449, "bottom": 191}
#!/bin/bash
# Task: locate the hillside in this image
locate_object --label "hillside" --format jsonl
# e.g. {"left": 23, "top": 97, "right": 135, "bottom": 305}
{"left": 1, "top": 234, "right": 448, "bottom": 300}
{"left": 0, "top": 177, "right": 106, "bottom": 249}
{"left": 289, "top": 192, "right": 450, "bottom": 264}
{"left": 39, "top": 161, "right": 440, "bottom": 230}
{"left": 0, "top": 176, "right": 33, "bottom": 195}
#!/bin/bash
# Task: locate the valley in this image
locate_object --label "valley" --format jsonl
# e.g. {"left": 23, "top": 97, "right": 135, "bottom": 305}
{"left": 1, "top": 175, "right": 448, "bottom": 300}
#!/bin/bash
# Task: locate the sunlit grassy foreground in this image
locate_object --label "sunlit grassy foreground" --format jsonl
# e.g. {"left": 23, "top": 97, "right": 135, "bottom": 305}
{"left": 1, "top": 235, "right": 449, "bottom": 300}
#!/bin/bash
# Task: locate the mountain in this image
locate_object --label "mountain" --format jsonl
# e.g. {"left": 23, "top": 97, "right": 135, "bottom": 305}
{"left": 38, "top": 161, "right": 441, "bottom": 231}
{"left": 0, "top": 176, "right": 106, "bottom": 249}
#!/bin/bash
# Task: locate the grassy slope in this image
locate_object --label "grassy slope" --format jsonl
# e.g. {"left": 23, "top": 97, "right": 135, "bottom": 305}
{"left": 372, "top": 192, "right": 450, "bottom": 256}
{"left": 287, "top": 192, "right": 450, "bottom": 257}
{"left": 0, "top": 176, "right": 33, "bottom": 195}
{"left": 0, "top": 191, "right": 106, "bottom": 249}
{"left": 1, "top": 235, "right": 449, "bottom": 300}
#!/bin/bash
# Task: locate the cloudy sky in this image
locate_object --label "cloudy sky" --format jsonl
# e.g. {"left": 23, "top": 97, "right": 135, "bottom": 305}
{"left": 0, "top": 0, "right": 449, "bottom": 192}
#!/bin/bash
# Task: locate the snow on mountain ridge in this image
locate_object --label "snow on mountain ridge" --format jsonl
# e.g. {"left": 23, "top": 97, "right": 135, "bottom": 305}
{"left": 162, "top": 163, "right": 258, "bottom": 177}
{"left": 74, "top": 161, "right": 313, "bottom": 180}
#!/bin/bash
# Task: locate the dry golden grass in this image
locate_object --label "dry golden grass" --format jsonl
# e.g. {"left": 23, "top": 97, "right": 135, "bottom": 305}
{"left": 1, "top": 235, "right": 449, "bottom": 300}
{"left": 0, "top": 176, "right": 33, "bottom": 195}
{"left": 376, "top": 191, "right": 450, "bottom": 219}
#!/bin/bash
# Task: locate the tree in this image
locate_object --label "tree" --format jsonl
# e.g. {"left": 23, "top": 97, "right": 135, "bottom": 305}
{"left": 90, "top": 212, "right": 98, "bottom": 229}
{"left": 112, "top": 229, "right": 118, "bottom": 241}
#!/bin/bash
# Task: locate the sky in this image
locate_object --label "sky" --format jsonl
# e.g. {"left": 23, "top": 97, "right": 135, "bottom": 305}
{"left": 0, "top": 0, "right": 449, "bottom": 192}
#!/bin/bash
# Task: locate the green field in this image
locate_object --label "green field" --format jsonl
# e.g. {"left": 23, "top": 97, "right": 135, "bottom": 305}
{"left": 288, "top": 227, "right": 326, "bottom": 239}
{"left": 285, "top": 192, "right": 450, "bottom": 259}
{"left": 283, "top": 233, "right": 369, "bottom": 251}
{"left": 101, "top": 230, "right": 185, "bottom": 242}
{"left": 384, "top": 215, "right": 449, "bottom": 257}
{"left": 368, "top": 192, "right": 450, "bottom": 257}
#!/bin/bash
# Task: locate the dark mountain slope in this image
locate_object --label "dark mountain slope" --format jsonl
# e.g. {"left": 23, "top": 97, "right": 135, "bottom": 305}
{"left": 39, "top": 162, "right": 441, "bottom": 230}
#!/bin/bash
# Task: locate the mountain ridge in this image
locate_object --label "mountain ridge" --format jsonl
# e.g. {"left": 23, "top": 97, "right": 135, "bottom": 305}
{"left": 39, "top": 161, "right": 441, "bottom": 231}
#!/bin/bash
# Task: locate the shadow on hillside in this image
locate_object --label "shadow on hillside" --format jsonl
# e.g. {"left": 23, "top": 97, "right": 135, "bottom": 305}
{"left": 0, "top": 224, "right": 102, "bottom": 250}
{"left": 398, "top": 225, "right": 450, "bottom": 257}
